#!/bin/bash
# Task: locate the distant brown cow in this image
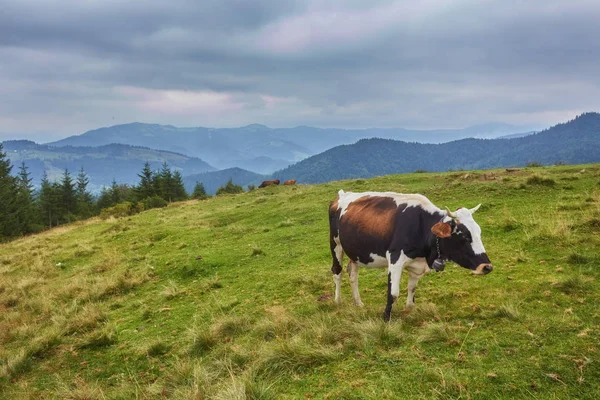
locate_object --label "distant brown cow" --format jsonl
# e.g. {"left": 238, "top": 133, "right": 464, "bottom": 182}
{"left": 258, "top": 179, "right": 280, "bottom": 188}
{"left": 283, "top": 179, "right": 296, "bottom": 185}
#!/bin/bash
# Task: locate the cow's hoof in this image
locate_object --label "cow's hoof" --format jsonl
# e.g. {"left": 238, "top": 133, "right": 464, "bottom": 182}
{"left": 354, "top": 300, "right": 365, "bottom": 307}
{"left": 382, "top": 311, "right": 391, "bottom": 322}
{"left": 405, "top": 303, "right": 415, "bottom": 311}
{"left": 334, "top": 299, "right": 342, "bottom": 305}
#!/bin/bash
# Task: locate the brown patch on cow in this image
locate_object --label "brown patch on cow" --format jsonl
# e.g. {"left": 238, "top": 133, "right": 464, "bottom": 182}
{"left": 258, "top": 179, "right": 280, "bottom": 188}
{"left": 431, "top": 222, "right": 452, "bottom": 238}
{"left": 283, "top": 179, "right": 296, "bottom": 185}
{"left": 330, "top": 198, "right": 339, "bottom": 212}
{"left": 342, "top": 196, "right": 397, "bottom": 238}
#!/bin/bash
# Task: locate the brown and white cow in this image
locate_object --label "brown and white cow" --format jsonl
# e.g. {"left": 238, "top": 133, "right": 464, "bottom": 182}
{"left": 329, "top": 190, "right": 493, "bottom": 321}
{"left": 259, "top": 179, "right": 280, "bottom": 188}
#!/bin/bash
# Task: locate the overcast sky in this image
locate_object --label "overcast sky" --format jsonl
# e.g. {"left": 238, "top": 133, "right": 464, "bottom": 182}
{"left": 2, "top": 0, "right": 600, "bottom": 141}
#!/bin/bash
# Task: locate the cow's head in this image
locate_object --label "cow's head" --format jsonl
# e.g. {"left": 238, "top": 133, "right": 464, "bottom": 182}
{"left": 431, "top": 204, "right": 493, "bottom": 275}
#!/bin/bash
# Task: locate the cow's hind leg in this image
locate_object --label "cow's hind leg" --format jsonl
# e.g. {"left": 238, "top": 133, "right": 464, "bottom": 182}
{"left": 347, "top": 260, "right": 364, "bottom": 307}
{"left": 331, "top": 236, "right": 344, "bottom": 304}
{"left": 406, "top": 271, "right": 423, "bottom": 309}
{"left": 383, "top": 251, "right": 407, "bottom": 321}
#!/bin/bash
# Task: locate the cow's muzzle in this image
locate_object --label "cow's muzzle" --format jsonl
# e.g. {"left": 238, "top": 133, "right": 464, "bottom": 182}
{"left": 472, "top": 263, "right": 493, "bottom": 275}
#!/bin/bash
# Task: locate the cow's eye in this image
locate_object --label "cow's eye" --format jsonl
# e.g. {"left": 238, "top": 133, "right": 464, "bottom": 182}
{"left": 456, "top": 230, "right": 472, "bottom": 243}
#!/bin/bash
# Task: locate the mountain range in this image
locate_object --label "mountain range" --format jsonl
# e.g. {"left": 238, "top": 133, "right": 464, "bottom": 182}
{"left": 2, "top": 113, "right": 599, "bottom": 195}
{"left": 272, "top": 112, "right": 600, "bottom": 183}
{"left": 47, "top": 122, "right": 534, "bottom": 174}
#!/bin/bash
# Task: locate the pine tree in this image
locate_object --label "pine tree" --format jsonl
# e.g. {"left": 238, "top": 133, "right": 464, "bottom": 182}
{"left": 15, "top": 162, "right": 36, "bottom": 233}
{"left": 60, "top": 169, "right": 76, "bottom": 224}
{"left": 38, "top": 171, "right": 60, "bottom": 228}
{"left": 0, "top": 143, "right": 19, "bottom": 239}
{"left": 96, "top": 186, "right": 113, "bottom": 211}
{"left": 158, "top": 161, "right": 174, "bottom": 202}
{"left": 215, "top": 178, "right": 244, "bottom": 195}
{"left": 97, "top": 179, "right": 132, "bottom": 211}
{"left": 172, "top": 170, "right": 188, "bottom": 201}
{"left": 135, "top": 161, "right": 156, "bottom": 201}
{"left": 192, "top": 182, "right": 208, "bottom": 200}
{"left": 110, "top": 179, "right": 121, "bottom": 205}
{"left": 75, "top": 167, "right": 94, "bottom": 219}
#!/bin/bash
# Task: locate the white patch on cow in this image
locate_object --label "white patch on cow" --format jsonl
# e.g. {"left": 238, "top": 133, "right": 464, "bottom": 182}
{"left": 454, "top": 208, "right": 486, "bottom": 255}
{"left": 337, "top": 191, "right": 441, "bottom": 217}
{"left": 387, "top": 250, "right": 410, "bottom": 298}
{"left": 356, "top": 253, "right": 388, "bottom": 268}
{"left": 333, "top": 235, "right": 343, "bottom": 265}
{"left": 405, "top": 257, "right": 430, "bottom": 276}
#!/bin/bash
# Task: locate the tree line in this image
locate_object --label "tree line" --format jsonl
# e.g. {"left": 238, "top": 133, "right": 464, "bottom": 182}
{"left": 0, "top": 143, "right": 211, "bottom": 242}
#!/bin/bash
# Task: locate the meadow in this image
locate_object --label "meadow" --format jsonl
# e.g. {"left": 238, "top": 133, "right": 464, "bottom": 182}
{"left": 1, "top": 165, "right": 599, "bottom": 399}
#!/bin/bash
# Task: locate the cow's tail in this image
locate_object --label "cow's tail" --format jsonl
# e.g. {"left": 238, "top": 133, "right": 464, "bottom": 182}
{"left": 329, "top": 197, "right": 343, "bottom": 277}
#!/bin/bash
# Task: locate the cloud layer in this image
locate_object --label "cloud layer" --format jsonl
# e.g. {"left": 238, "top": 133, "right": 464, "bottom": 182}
{"left": 2, "top": 0, "right": 600, "bottom": 140}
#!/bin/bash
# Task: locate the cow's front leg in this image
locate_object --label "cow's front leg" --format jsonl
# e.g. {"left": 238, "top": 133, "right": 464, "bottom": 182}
{"left": 383, "top": 251, "right": 407, "bottom": 321}
{"left": 347, "top": 261, "right": 364, "bottom": 307}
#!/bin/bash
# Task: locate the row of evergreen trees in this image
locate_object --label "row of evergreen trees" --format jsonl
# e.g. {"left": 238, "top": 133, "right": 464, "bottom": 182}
{"left": 0, "top": 143, "right": 209, "bottom": 241}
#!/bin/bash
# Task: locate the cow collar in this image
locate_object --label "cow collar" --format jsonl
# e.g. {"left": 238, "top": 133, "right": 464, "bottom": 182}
{"left": 432, "top": 216, "right": 447, "bottom": 272}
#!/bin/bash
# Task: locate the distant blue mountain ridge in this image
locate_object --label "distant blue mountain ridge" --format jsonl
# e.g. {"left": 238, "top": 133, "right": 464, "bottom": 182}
{"left": 46, "top": 121, "right": 537, "bottom": 174}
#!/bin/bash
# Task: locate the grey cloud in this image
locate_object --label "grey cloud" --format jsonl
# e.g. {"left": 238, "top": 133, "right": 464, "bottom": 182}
{"left": 1, "top": 0, "right": 600, "bottom": 137}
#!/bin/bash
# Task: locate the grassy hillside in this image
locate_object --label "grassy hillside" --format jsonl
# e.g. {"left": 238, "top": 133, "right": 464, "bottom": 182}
{"left": 1, "top": 165, "right": 600, "bottom": 399}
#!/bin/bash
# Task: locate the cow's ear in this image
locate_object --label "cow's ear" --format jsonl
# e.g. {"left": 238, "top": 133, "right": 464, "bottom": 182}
{"left": 431, "top": 222, "right": 452, "bottom": 238}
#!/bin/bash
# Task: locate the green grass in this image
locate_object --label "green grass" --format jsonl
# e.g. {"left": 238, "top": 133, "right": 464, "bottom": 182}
{"left": 2, "top": 164, "right": 600, "bottom": 398}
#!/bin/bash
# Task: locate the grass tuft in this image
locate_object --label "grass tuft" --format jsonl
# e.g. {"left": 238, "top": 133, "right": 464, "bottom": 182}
{"left": 404, "top": 302, "right": 440, "bottom": 325}
{"left": 357, "top": 319, "right": 405, "bottom": 348}
{"left": 189, "top": 328, "right": 218, "bottom": 357}
{"left": 579, "top": 218, "right": 600, "bottom": 230}
{"left": 256, "top": 339, "right": 337, "bottom": 376}
{"left": 492, "top": 303, "right": 521, "bottom": 320}
{"left": 146, "top": 341, "right": 172, "bottom": 357}
{"left": 567, "top": 253, "right": 590, "bottom": 265}
{"left": 556, "top": 275, "right": 589, "bottom": 295}
{"left": 54, "top": 376, "right": 106, "bottom": 400}
{"left": 149, "top": 359, "right": 213, "bottom": 399}
{"left": 526, "top": 175, "right": 555, "bottom": 186}
{"left": 65, "top": 304, "right": 107, "bottom": 335}
{"left": 162, "top": 280, "right": 186, "bottom": 299}
{"left": 79, "top": 326, "right": 118, "bottom": 349}
{"left": 1, "top": 294, "right": 19, "bottom": 308}
{"left": 417, "top": 322, "right": 455, "bottom": 343}
{"left": 502, "top": 218, "right": 522, "bottom": 232}
{"left": 211, "top": 315, "right": 254, "bottom": 338}
{"left": 277, "top": 218, "right": 295, "bottom": 228}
